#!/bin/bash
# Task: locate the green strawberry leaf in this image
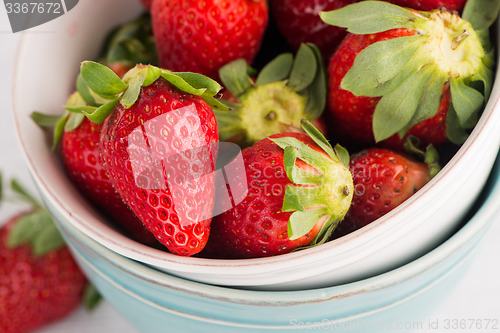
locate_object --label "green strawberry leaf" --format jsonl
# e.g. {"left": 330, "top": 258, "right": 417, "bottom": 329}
{"left": 143, "top": 65, "right": 162, "bottom": 86}
{"left": 446, "top": 104, "right": 470, "bottom": 144}
{"left": 450, "top": 78, "right": 484, "bottom": 128}
{"left": 282, "top": 185, "right": 306, "bottom": 212}
{"left": 81, "top": 61, "right": 128, "bottom": 99}
{"left": 30, "top": 112, "right": 61, "bottom": 128}
{"left": 121, "top": 68, "right": 147, "bottom": 109}
{"left": 76, "top": 73, "right": 97, "bottom": 106}
{"left": 52, "top": 112, "right": 70, "bottom": 150}
{"left": 10, "top": 179, "right": 41, "bottom": 208}
{"left": 320, "top": 1, "right": 419, "bottom": 34}
{"left": 219, "top": 59, "right": 254, "bottom": 98}
{"left": 372, "top": 69, "right": 430, "bottom": 142}
{"left": 300, "top": 119, "right": 338, "bottom": 163}
{"left": 64, "top": 113, "right": 86, "bottom": 132}
{"left": 83, "top": 99, "right": 119, "bottom": 124}
{"left": 283, "top": 146, "right": 322, "bottom": 185}
{"left": 287, "top": 43, "right": 317, "bottom": 92}
{"left": 175, "top": 72, "right": 223, "bottom": 97}
{"left": 32, "top": 219, "right": 66, "bottom": 256}
{"left": 270, "top": 136, "right": 329, "bottom": 169}
{"left": 341, "top": 35, "right": 423, "bottom": 97}
{"left": 160, "top": 71, "right": 207, "bottom": 96}
{"left": 462, "top": 0, "right": 500, "bottom": 31}
{"left": 303, "top": 43, "right": 327, "bottom": 120}
{"left": 83, "top": 284, "right": 102, "bottom": 311}
{"left": 288, "top": 209, "right": 326, "bottom": 240}
{"left": 333, "top": 144, "right": 350, "bottom": 169}
{"left": 255, "top": 53, "right": 293, "bottom": 86}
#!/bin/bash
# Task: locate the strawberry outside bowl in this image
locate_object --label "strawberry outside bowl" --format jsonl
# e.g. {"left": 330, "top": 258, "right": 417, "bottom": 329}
{"left": 35, "top": 150, "right": 500, "bottom": 332}
{"left": 11, "top": 0, "right": 500, "bottom": 290}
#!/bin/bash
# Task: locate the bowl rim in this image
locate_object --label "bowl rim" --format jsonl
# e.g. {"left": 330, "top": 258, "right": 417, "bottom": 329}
{"left": 11, "top": 3, "right": 500, "bottom": 287}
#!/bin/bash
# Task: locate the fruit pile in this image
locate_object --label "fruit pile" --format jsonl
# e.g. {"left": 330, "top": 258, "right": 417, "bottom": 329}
{"left": 34, "top": 0, "right": 499, "bottom": 259}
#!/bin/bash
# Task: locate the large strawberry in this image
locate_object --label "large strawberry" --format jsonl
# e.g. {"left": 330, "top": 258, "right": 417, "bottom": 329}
{"left": 150, "top": 0, "right": 269, "bottom": 81}
{"left": 0, "top": 175, "right": 97, "bottom": 333}
{"left": 321, "top": 1, "right": 497, "bottom": 150}
{"left": 334, "top": 143, "right": 439, "bottom": 237}
{"left": 270, "top": 0, "right": 360, "bottom": 60}
{"left": 74, "top": 61, "right": 227, "bottom": 256}
{"left": 215, "top": 43, "right": 327, "bottom": 147}
{"left": 202, "top": 121, "right": 353, "bottom": 259}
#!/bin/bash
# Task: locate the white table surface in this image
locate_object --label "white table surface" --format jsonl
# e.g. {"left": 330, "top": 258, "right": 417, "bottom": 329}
{"left": 1, "top": 9, "right": 500, "bottom": 333}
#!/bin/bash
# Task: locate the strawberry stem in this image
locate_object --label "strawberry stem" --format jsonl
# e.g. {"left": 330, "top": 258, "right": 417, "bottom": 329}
{"left": 451, "top": 29, "right": 469, "bottom": 50}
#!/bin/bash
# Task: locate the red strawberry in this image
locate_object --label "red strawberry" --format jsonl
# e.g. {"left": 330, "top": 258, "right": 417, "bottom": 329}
{"left": 334, "top": 146, "right": 438, "bottom": 236}
{"left": 387, "top": 0, "right": 467, "bottom": 12}
{"left": 270, "top": 0, "right": 360, "bottom": 60}
{"left": 76, "top": 62, "right": 226, "bottom": 256}
{"left": 150, "top": 0, "right": 269, "bottom": 80}
{"left": 202, "top": 121, "right": 353, "bottom": 259}
{"left": 0, "top": 178, "right": 91, "bottom": 333}
{"left": 215, "top": 44, "right": 327, "bottom": 147}
{"left": 321, "top": 2, "right": 495, "bottom": 150}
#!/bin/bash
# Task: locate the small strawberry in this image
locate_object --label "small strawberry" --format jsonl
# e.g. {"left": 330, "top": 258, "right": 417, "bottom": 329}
{"left": 334, "top": 143, "right": 440, "bottom": 236}
{"left": 75, "top": 61, "right": 227, "bottom": 256}
{"left": 150, "top": 0, "right": 269, "bottom": 80}
{"left": 270, "top": 0, "right": 360, "bottom": 60}
{"left": 215, "top": 43, "right": 327, "bottom": 147}
{"left": 387, "top": 0, "right": 467, "bottom": 12}
{"left": 0, "top": 175, "right": 97, "bottom": 333}
{"left": 321, "top": 1, "right": 497, "bottom": 150}
{"left": 202, "top": 120, "right": 353, "bottom": 259}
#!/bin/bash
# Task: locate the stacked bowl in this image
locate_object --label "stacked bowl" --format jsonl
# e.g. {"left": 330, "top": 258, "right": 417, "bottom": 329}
{"left": 12, "top": 0, "right": 500, "bottom": 332}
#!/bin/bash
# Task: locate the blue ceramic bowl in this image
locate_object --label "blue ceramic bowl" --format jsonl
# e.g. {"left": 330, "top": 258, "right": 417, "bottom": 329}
{"left": 44, "top": 153, "right": 500, "bottom": 332}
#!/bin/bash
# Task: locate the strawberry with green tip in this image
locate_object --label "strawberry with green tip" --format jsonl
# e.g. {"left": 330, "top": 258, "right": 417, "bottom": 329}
{"left": 75, "top": 61, "right": 227, "bottom": 256}
{"left": 215, "top": 43, "right": 327, "bottom": 147}
{"left": 202, "top": 120, "right": 353, "bottom": 259}
{"left": 151, "top": 0, "right": 269, "bottom": 81}
{"left": 0, "top": 175, "right": 97, "bottom": 333}
{"left": 321, "top": 1, "right": 498, "bottom": 149}
{"left": 335, "top": 142, "right": 439, "bottom": 236}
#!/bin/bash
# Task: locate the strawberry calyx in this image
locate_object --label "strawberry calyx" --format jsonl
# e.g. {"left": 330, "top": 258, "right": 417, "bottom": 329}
{"left": 320, "top": 1, "right": 497, "bottom": 144}
{"left": 215, "top": 43, "right": 327, "bottom": 147}
{"left": 71, "top": 61, "right": 229, "bottom": 124}
{"left": 0, "top": 173, "right": 65, "bottom": 257}
{"left": 403, "top": 136, "right": 441, "bottom": 178}
{"left": 270, "top": 120, "right": 353, "bottom": 244}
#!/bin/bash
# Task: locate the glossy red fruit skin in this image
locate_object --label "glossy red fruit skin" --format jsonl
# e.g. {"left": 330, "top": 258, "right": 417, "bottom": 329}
{"left": 270, "top": 0, "right": 360, "bottom": 60}
{"left": 0, "top": 215, "right": 87, "bottom": 333}
{"left": 61, "top": 117, "right": 158, "bottom": 246}
{"left": 151, "top": 0, "right": 268, "bottom": 80}
{"left": 386, "top": 0, "right": 466, "bottom": 12}
{"left": 100, "top": 78, "right": 219, "bottom": 256}
{"left": 327, "top": 29, "right": 450, "bottom": 150}
{"left": 202, "top": 132, "right": 325, "bottom": 259}
{"left": 334, "top": 148, "right": 430, "bottom": 237}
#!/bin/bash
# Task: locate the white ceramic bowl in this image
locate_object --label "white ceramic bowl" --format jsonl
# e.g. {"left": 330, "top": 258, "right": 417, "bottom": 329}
{"left": 12, "top": 0, "right": 500, "bottom": 290}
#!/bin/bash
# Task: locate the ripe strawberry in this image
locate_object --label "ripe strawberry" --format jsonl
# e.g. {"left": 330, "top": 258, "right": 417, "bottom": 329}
{"left": 202, "top": 121, "right": 353, "bottom": 259}
{"left": 334, "top": 145, "right": 439, "bottom": 236}
{"left": 150, "top": 0, "right": 269, "bottom": 80}
{"left": 270, "top": 0, "right": 360, "bottom": 60}
{"left": 387, "top": 0, "right": 467, "bottom": 12}
{"left": 215, "top": 43, "right": 327, "bottom": 147}
{"left": 321, "top": 1, "right": 496, "bottom": 150}
{"left": 75, "top": 62, "right": 227, "bottom": 256}
{"left": 0, "top": 176, "right": 91, "bottom": 333}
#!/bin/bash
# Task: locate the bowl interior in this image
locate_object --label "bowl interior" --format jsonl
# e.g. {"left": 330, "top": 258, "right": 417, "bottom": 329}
{"left": 12, "top": 0, "right": 500, "bottom": 290}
